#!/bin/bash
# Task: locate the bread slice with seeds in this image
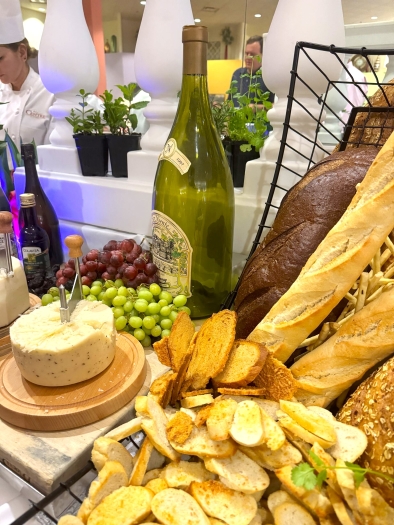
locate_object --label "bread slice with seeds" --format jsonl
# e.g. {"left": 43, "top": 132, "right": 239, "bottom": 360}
{"left": 213, "top": 340, "right": 268, "bottom": 388}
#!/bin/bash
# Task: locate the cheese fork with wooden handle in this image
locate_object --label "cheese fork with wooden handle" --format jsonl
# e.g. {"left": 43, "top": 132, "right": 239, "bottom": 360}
{"left": 60, "top": 234, "right": 84, "bottom": 323}
{"left": 0, "top": 211, "right": 14, "bottom": 277}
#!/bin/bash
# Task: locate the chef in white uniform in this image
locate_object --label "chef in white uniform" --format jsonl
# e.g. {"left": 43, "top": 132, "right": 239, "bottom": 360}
{"left": 0, "top": 0, "right": 54, "bottom": 149}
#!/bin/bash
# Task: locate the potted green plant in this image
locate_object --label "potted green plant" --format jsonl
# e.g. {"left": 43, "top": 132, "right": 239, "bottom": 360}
{"left": 66, "top": 89, "right": 107, "bottom": 177}
{"left": 101, "top": 83, "right": 149, "bottom": 178}
{"left": 212, "top": 69, "right": 273, "bottom": 188}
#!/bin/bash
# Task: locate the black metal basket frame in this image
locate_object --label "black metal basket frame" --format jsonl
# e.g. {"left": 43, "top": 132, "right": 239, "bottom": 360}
{"left": 222, "top": 41, "right": 394, "bottom": 310}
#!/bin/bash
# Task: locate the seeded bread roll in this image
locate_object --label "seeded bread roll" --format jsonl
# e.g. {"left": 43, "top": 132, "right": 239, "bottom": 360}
{"left": 337, "top": 355, "right": 394, "bottom": 507}
{"left": 234, "top": 148, "right": 377, "bottom": 339}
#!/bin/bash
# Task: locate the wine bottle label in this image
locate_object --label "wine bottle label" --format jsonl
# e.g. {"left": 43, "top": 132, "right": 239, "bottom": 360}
{"left": 22, "top": 246, "right": 52, "bottom": 279}
{"left": 158, "top": 138, "right": 191, "bottom": 175}
{"left": 151, "top": 210, "right": 192, "bottom": 297}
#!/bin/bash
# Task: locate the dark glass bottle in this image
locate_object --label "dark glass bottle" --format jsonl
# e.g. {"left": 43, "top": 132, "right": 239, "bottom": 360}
{"left": 19, "top": 144, "right": 63, "bottom": 267}
{"left": 0, "top": 185, "right": 17, "bottom": 258}
{"left": 19, "top": 193, "right": 54, "bottom": 293}
{"left": 0, "top": 185, "right": 10, "bottom": 212}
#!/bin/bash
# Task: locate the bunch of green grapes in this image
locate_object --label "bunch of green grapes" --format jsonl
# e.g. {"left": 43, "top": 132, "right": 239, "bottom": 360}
{"left": 41, "top": 280, "right": 190, "bottom": 347}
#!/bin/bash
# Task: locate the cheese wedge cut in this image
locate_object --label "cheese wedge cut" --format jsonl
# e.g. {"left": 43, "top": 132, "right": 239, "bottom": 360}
{"left": 10, "top": 300, "right": 116, "bottom": 386}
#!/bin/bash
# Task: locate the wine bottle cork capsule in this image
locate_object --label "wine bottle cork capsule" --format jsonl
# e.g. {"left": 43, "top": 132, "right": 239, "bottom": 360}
{"left": 65, "top": 235, "right": 84, "bottom": 258}
{"left": 0, "top": 211, "right": 13, "bottom": 234}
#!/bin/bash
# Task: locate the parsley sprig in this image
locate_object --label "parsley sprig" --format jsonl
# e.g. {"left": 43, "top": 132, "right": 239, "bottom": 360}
{"left": 291, "top": 450, "right": 394, "bottom": 490}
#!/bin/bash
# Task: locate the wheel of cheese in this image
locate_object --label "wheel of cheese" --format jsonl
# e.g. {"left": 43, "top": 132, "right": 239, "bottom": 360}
{"left": 10, "top": 301, "right": 116, "bottom": 387}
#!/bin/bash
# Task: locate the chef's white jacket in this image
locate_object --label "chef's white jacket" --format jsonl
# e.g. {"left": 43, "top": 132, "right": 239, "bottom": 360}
{"left": 0, "top": 67, "right": 55, "bottom": 149}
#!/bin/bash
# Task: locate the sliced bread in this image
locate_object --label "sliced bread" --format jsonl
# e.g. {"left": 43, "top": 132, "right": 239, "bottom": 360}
{"left": 185, "top": 310, "right": 237, "bottom": 391}
{"left": 229, "top": 400, "right": 265, "bottom": 447}
{"left": 58, "top": 517, "right": 85, "bottom": 525}
{"left": 129, "top": 437, "right": 154, "bottom": 486}
{"left": 104, "top": 416, "right": 143, "bottom": 442}
{"left": 204, "top": 450, "right": 270, "bottom": 494}
{"left": 145, "top": 477, "right": 169, "bottom": 495}
{"left": 87, "top": 486, "right": 154, "bottom": 525}
{"left": 181, "top": 394, "right": 214, "bottom": 409}
{"left": 189, "top": 480, "right": 258, "bottom": 525}
{"left": 162, "top": 460, "right": 215, "bottom": 489}
{"left": 213, "top": 340, "right": 268, "bottom": 387}
{"left": 165, "top": 411, "right": 194, "bottom": 444}
{"left": 151, "top": 488, "right": 210, "bottom": 525}
{"left": 273, "top": 502, "right": 317, "bottom": 525}
{"left": 168, "top": 311, "right": 196, "bottom": 372}
{"left": 253, "top": 355, "right": 297, "bottom": 401}
{"left": 206, "top": 398, "right": 238, "bottom": 441}
{"left": 153, "top": 336, "right": 172, "bottom": 368}
{"left": 217, "top": 387, "right": 266, "bottom": 396}
{"left": 149, "top": 370, "right": 176, "bottom": 408}
{"left": 91, "top": 437, "right": 134, "bottom": 479}
{"left": 169, "top": 425, "right": 237, "bottom": 459}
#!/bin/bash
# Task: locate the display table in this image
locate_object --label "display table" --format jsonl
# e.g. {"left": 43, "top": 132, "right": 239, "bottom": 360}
{"left": 0, "top": 348, "right": 168, "bottom": 495}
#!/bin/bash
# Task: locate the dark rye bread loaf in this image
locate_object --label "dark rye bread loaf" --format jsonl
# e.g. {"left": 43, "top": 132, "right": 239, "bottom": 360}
{"left": 234, "top": 147, "right": 378, "bottom": 339}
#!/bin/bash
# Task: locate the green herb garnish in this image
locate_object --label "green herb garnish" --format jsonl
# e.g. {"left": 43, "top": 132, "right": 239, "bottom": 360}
{"left": 291, "top": 450, "right": 394, "bottom": 490}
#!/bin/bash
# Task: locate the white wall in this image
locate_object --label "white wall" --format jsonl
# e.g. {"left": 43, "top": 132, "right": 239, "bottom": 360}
{"left": 345, "top": 22, "right": 394, "bottom": 49}
{"left": 204, "top": 23, "right": 244, "bottom": 60}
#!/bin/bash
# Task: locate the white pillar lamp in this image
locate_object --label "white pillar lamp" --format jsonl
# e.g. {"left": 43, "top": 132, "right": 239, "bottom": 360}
{"left": 37, "top": 0, "right": 99, "bottom": 173}
{"left": 261, "top": 0, "right": 346, "bottom": 189}
{"left": 127, "top": 0, "right": 194, "bottom": 182}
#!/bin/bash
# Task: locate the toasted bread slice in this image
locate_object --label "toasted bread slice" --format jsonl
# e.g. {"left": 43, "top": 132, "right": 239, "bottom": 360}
{"left": 181, "top": 389, "right": 214, "bottom": 398}
{"left": 278, "top": 415, "right": 335, "bottom": 449}
{"left": 206, "top": 398, "right": 238, "bottom": 441}
{"left": 217, "top": 387, "right": 266, "bottom": 396}
{"left": 253, "top": 355, "right": 297, "bottom": 401}
{"left": 87, "top": 460, "right": 128, "bottom": 512}
{"left": 275, "top": 465, "right": 333, "bottom": 518}
{"left": 165, "top": 411, "right": 193, "bottom": 444}
{"left": 87, "top": 486, "right": 154, "bottom": 525}
{"left": 189, "top": 480, "right": 258, "bottom": 525}
{"left": 355, "top": 483, "right": 394, "bottom": 523}
{"left": 91, "top": 437, "right": 134, "bottom": 479}
{"left": 310, "top": 443, "right": 341, "bottom": 495}
{"left": 135, "top": 395, "right": 149, "bottom": 416}
{"left": 170, "top": 425, "right": 237, "bottom": 459}
{"left": 151, "top": 488, "right": 210, "bottom": 525}
{"left": 104, "top": 416, "right": 143, "bottom": 442}
{"left": 279, "top": 400, "right": 337, "bottom": 444}
{"left": 219, "top": 395, "right": 280, "bottom": 420}
{"left": 273, "top": 502, "right": 317, "bottom": 525}
{"left": 145, "top": 477, "right": 169, "bottom": 495}
{"left": 205, "top": 450, "right": 270, "bottom": 494}
{"left": 260, "top": 407, "right": 286, "bottom": 451}
{"left": 58, "top": 517, "right": 85, "bottom": 525}
{"left": 181, "top": 394, "right": 214, "bottom": 409}
{"left": 141, "top": 399, "right": 180, "bottom": 462}
{"left": 326, "top": 486, "right": 356, "bottom": 525}
{"left": 309, "top": 407, "right": 367, "bottom": 463}
{"left": 149, "top": 370, "right": 176, "bottom": 408}
{"left": 171, "top": 348, "right": 194, "bottom": 404}
{"left": 185, "top": 310, "right": 237, "bottom": 390}
{"left": 162, "top": 460, "right": 216, "bottom": 489}
{"left": 168, "top": 311, "right": 196, "bottom": 372}
{"left": 195, "top": 404, "right": 214, "bottom": 427}
{"left": 142, "top": 468, "right": 164, "bottom": 486}
{"left": 213, "top": 340, "right": 268, "bottom": 388}
{"left": 129, "top": 437, "right": 154, "bottom": 486}
{"left": 242, "top": 440, "right": 302, "bottom": 471}
{"left": 229, "top": 400, "right": 265, "bottom": 447}
{"left": 153, "top": 336, "right": 172, "bottom": 368}
{"left": 267, "top": 490, "right": 298, "bottom": 514}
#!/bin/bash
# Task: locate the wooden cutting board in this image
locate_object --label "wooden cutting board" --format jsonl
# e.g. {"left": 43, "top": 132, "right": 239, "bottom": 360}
{"left": 0, "top": 333, "right": 146, "bottom": 431}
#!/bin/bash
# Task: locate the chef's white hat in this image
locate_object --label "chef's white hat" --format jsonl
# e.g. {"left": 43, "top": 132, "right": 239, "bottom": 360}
{"left": 0, "top": 0, "right": 25, "bottom": 46}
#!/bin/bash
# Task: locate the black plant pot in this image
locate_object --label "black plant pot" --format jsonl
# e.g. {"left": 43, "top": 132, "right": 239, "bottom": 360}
{"left": 223, "top": 139, "right": 260, "bottom": 188}
{"left": 73, "top": 134, "right": 108, "bottom": 177}
{"left": 107, "top": 133, "right": 141, "bottom": 178}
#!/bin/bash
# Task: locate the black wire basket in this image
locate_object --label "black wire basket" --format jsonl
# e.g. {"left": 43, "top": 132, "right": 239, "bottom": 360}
{"left": 7, "top": 41, "right": 394, "bottom": 525}
{"left": 222, "top": 41, "right": 394, "bottom": 310}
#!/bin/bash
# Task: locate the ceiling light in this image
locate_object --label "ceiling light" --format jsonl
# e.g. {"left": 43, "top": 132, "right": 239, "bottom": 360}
{"left": 29, "top": 0, "right": 46, "bottom": 3}
{"left": 254, "top": 14, "right": 262, "bottom": 18}
{"left": 38, "top": 7, "right": 46, "bottom": 12}
{"left": 140, "top": 1, "right": 146, "bottom": 4}
{"left": 371, "top": 16, "right": 378, "bottom": 19}
{"left": 194, "top": 18, "right": 201, "bottom": 23}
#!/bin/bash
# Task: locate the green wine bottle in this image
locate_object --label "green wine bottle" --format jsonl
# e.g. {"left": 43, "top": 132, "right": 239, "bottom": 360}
{"left": 152, "top": 25, "right": 234, "bottom": 319}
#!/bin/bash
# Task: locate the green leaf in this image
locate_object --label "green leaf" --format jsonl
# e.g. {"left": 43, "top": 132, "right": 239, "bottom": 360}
{"left": 316, "top": 470, "right": 327, "bottom": 489}
{"left": 309, "top": 450, "right": 326, "bottom": 468}
{"left": 344, "top": 462, "right": 366, "bottom": 488}
{"left": 291, "top": 463, "right": 317, "bottom": 491}
{"left": 131, "top": 101, "right": 149, "bottom": 110}
{"left": 5, "top": 131, "right": 22, "bottom": 168}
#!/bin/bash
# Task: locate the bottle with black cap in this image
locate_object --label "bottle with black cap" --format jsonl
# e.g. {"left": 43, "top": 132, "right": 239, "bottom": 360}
{"left": 19, "top": 192, "right": 54, "bottom": 290}
{"left": 19, "top": 144, "right": 63, "bottom": 267}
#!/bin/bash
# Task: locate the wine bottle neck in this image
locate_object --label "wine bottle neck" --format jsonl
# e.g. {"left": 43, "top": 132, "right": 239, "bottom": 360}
{"left": 183, "top": 40, "right": 207, "bottom": 75}
{"left": 21, "top": 206, "right": 39, "bottom": 227}
{"left": 178, "top": 74, "right": 211, "bottom": 117}
{"left": 24, "top": 157, "right": 43, "bottom": 193}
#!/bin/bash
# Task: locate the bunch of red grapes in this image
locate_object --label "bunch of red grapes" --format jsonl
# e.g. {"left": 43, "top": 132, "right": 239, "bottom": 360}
{"left": 55, "top": 239, "right": 158, "bottom": 289}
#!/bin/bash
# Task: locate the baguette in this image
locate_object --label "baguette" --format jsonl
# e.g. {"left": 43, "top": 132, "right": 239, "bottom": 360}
{"left": 291, "top": 287, "right": 394, "bottom": 407}
{"left": 247, "top": 131, "right": 394, "bottom": 362}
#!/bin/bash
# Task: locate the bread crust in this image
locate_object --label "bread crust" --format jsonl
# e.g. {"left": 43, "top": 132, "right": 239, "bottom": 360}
{"left": 338, "top": 355, "right": 394, "bottom": 506}
{"left": 247, "top": 134, "right": 394, "bottom": 362}
{"left": 235, "top": 148, "right": 377, "bottom": 339}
